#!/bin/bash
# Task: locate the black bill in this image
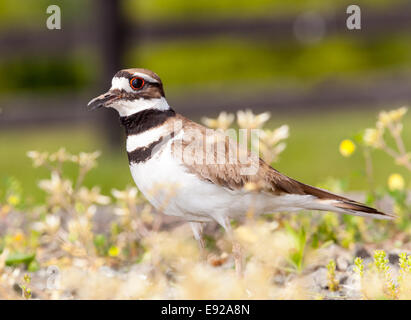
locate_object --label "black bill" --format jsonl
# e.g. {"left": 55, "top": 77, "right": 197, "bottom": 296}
{"left": 87, "top": 92, "right": 118, "bottom": 111}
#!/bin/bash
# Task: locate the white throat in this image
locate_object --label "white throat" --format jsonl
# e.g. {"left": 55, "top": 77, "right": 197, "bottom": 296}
{"left": 110, "top": 97, "right": 170, "bottom": 117}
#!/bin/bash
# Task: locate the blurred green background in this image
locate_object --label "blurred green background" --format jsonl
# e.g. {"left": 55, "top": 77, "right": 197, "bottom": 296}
{"left": 0, "top": 0, "right": 410, "bottom": 203}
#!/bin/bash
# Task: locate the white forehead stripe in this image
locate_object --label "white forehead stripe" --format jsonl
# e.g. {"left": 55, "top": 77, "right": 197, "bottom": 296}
{"left": 132, "top": 72, "right": 159, "bottom": 84}
{"left": 111, "top": 77, "right": 134, "bottom": 93}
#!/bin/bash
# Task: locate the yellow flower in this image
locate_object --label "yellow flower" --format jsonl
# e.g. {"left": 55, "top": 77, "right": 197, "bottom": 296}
{"left": 108, "top": 246, "right": 120, "bottom": 257}
{"left": 13, "top": 231, "right": 24, "bottom": 242}
{"left": 388, "top": 173, "right": 405, "bottom": 191}
{"left": 7, "top": 195, "right": 20, "bottom": 206}
{"left": 339, "top": 139, "right": 356, "bottom": 157}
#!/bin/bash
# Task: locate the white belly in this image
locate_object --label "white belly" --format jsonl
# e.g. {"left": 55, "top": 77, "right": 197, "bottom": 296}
{"left": 129, "top": 142, "right": 251, "bottom": 222}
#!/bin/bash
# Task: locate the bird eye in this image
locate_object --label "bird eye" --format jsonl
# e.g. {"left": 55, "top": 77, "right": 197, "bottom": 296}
{"left": 130, "top": 77, "right": 145, "bottom": 90}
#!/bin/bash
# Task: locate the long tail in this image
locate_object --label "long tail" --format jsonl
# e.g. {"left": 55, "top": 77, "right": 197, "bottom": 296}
{"left": 292, "top": 180, "right": 396, "bottom": 220}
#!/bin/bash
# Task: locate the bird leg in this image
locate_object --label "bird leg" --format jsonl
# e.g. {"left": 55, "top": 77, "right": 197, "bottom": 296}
{"left": 223, "top": 216, "right": 244, "bottom": 277}
{"left": 232, "top": 240, "right": 244, "bottom": 277}
{"left": 190, "top": 222, "right": 206, "bottom": 260}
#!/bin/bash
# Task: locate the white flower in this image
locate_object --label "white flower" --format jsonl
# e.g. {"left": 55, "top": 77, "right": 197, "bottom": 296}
{"left": 201, "top": 112, "right": 235, "bottom": 130}
{"left": 261, "top": 125, "right": 289, "bottom": 146}
{"left": 27, "top": 151, "right": 49, "bottom": 167}
{"left": 390, "top": 106, "right": 408, "bottom": 122}
{"left": 71, "top": 151, "right": 101, "bottom": 170}
{"left": 237, "top": 109, "right": 271, "bottom": 129}
{"left": 68, "top": 216, "right": 92, "bottom": 240}
{"left": 378, "top": 106, "right": 408, "bottom": 127}
{"left": 363, "top": 128, "right": 381, "bottom": 147}
{"left": 112, "top": 187, "right": 138, "bottom": 203}
{"left": 45, "top": 215, "right": 61, "bottom": 233}
{"left": 39, "top": 171, "right": 73, "bottom": 196}
{"left": 76, "top": 186, "right": 110, "bottom": 205}
{"left": 32, "top": 215, "right": 61, "bottom": 234}
{"left": 272, "top": 142, "right": 287, "bottom": 155}
{"left": 49, "top": 148, "right": 72, "bottom": 162}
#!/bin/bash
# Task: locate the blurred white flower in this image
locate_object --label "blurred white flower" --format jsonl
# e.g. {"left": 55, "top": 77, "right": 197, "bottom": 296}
{"left": 272, "top": 142, "right": 287, "bottom": 155}
{"left": 201, "top": 112, "right": 235, "bottom": 130}
{"left": 390, "top": 106, "right": 408, "bottom": 122}
{"left": 71, "top": 151, "right": 101, "bottom": 170}
{"left": 76, "top": 186, "right": 110, "bottom": 206}
{"left": 112, "top": 187, "right": 138, "bottom": 203}
{"left": 237, "top": 109, "right": 271, "bottom": 129}
{"left": 39, "top": 171, "right": 73, "bottom": 200}
{"left": 260, "top": 125, "right": 289, "bottom": 146}
{"left": 27, "top": 150, "right": 49, "bottom": 167}
{"left": 68, "top": 216, "right": 92, "bottom": 242}
{"left": 49, "top": 148, "right": 72, "bottom": 162}
{"left": 32, "top": 215, "right": 61, "bottom": 234}
{"left": 258, "top": 125, "right": 289, "bottom": 163}
{"left": 112, "top": 187, "right": 140, "bottom": 219}
{"left": 363, "top": 128, "right": 382, "bottom": 148}
{"left": 378, "top": 107, "right": 408, "bottom": 128}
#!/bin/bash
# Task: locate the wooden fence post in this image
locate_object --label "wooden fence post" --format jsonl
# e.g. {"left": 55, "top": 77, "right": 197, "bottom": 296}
{"left": 94, "top": 0, "right": 127, "bottom": 150}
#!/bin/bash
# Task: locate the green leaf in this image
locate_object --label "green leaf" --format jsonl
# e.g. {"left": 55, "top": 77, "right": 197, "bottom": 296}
{"left": 27, "top": 260, "right": 40, "bottom": 272}
{"left": 5, "top": 252, "right": 35, "bottom": 267}
{"left": 93, "top": 234, "right": 107, "bottom": 248}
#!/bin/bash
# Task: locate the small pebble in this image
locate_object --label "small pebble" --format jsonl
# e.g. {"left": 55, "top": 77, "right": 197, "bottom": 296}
{"left": 336, "top": 256, "right": 349, "bottom": 271}
{"left": 311, "top": 267, "right": 328, "bottom": 289}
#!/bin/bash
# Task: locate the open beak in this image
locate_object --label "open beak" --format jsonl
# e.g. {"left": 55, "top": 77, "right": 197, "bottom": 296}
{"left": 87, "top": 91, "right": 118, "bottom": 111}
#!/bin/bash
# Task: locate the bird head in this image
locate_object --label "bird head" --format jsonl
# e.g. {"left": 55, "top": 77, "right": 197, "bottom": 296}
{"left": 87, "top": 68, "right": 169, "bottom": 117}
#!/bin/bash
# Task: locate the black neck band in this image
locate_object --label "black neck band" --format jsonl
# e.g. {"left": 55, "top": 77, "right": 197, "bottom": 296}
{"left": 120, "top": 108, "right": 176, "bottom": 135}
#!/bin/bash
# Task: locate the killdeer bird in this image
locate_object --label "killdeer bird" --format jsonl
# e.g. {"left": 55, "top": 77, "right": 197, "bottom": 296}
{"left": 88, "top": 68, "right": 394, "bottom": 274}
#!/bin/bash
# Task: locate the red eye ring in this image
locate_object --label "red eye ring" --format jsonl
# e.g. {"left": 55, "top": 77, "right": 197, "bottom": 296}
{"left": 129, "top": 77, "right": 145, "bottom": 90}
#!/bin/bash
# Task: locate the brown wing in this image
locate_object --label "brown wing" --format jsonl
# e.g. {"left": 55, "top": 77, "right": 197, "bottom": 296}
{"left": 170, "top": 115, "right": 393, "bottom": 219}
{"left": 171, "top": 115, "right": 305, "bottom": 195}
